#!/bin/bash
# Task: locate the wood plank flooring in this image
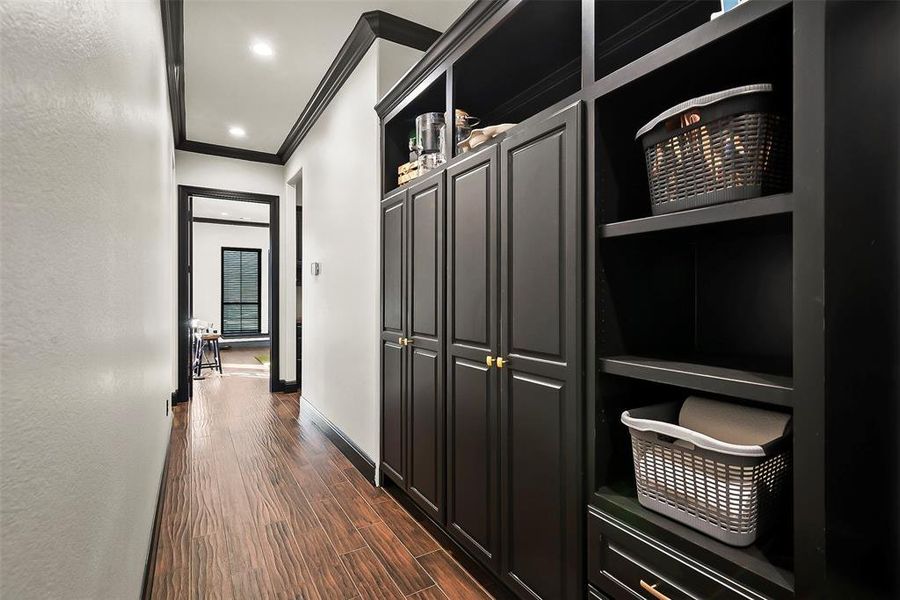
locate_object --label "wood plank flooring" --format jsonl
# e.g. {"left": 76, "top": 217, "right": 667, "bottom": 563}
{"left": 151, "top": 371, "right": 493, "bottom": 600}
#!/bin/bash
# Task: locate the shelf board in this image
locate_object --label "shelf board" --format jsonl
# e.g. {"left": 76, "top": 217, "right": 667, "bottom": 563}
{"left": 586, "top": 0, "right": 791, "bottom": 101}
{"left": 598, "top": 355, "right": 793, "bottom": 406}
{"left": 591, "top": 487, "right": 794, "bottom": 599}
{"left": 600, "top": 193, "right": 793, "bottom": 239}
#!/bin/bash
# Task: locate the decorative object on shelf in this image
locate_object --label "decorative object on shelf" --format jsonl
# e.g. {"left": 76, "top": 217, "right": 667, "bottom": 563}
{"left": 408, "top": 129, "right": 418, "bottom": 162}
{"left": 636, "top": 83, "right": 789, "bottom": 216}
{"left": 397, "top": 160, "right": 420, "bottom": 186}
{"left": 454, "top": 108, "right": 480, "bottom": 152}
{"left": 414, "top": 112, "right": 446, "bottom": 173}
{"left": 621, "top": 397, "right": 792, "bottom": 546}
{"left": 456, "top": 123, "right": 517, "bottom": 153}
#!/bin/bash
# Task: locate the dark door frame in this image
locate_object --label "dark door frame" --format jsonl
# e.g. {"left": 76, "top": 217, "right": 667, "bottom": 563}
{"left": 176, "top": 185, "right": 283, "bottom": 403}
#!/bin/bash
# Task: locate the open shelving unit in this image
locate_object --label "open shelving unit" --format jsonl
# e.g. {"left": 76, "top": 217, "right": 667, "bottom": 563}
{"left": 452, "top": 0, "right": 581, "bottom": 157}
{"left": 589, "top": 1, "right": 797, "bottom": 598}
{"left": 377, "top": 1, "right": 899, "bottom": 598}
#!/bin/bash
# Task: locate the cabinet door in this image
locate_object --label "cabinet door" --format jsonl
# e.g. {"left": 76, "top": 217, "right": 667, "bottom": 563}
{"left": 406, "top": 172, "right": 444, "bottom": 521}
{"left": 445, "top": 146, "right": 500, "bottom": 570}
{"left": 499, "top": 103, "right": 582, "bottom": 600}
{"left": 381, "top": 189, "right": 406, "bottom": 485}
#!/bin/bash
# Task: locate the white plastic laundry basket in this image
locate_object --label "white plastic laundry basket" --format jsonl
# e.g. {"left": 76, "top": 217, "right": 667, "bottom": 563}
{"left": 621, "top": 398, "right": 791, "bottom": 547}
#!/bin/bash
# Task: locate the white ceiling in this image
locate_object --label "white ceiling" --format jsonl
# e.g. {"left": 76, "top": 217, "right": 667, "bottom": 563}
{"left": 193, "top": 197, "right": 270, "bottom": 223}
{"left": 184, "top": 0, "right": 471, "bottom": 153}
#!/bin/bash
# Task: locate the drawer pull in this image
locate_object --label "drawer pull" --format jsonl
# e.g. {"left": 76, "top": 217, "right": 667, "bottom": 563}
{"left": 640, "top": 580, "right": 671, "bottom": 600}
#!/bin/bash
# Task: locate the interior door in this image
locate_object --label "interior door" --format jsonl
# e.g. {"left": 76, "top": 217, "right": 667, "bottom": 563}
{"left": 406, "top": 171, "right": 445, "bottom": 522}
{"left": 445, "top": 145, "right": 500, "bottom": 570}
{"left": 499, "top": 102, "right": 582, "bottom": 600}
{"left": 381, "top": 188, "right": 407, "bottom": 485}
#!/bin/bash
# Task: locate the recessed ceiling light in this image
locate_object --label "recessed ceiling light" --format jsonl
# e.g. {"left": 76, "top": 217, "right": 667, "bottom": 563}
{"left": 251, "top": 41, "right": 274, "bottom": 57}
{"left": 221, "top": 212, "right": 229, "bottom": 216}
{"left": 228, "top": 126, "right": 245, "bottom": 138}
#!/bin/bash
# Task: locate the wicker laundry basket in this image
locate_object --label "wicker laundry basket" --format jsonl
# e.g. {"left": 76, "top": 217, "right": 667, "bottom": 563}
{"left": 636, "top": 84, "right": 790, "bottom": 215}
{"left": 621, "top": 397, "right": 791, "bottom": 546}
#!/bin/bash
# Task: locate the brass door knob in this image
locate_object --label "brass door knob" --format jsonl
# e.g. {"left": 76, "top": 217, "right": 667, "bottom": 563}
{"left": 486, "top": 356, "right": 494, "bottom": 367}
{"left": 496, "top": 357, "right": 508, "bottom": 368}
{"left": 398, "top": 336, "right": 405, "bottom": 346}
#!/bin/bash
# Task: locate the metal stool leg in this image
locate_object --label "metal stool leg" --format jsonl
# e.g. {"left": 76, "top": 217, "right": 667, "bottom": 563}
{"left": 213, "top": 339, "right": 222, "bottom": 373}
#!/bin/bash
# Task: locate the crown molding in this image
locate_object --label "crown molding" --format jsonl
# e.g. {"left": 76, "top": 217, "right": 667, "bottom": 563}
{"left": 160, "top": 0, "right": 185, "bottom": 145}
{"left": 160, "top": 2, "right": 440, "bottom": 165}
{"left": 276, "top": 11, "right": 440, "bottom": 162}
{"left": 177, "top": 140, "right": 281, "bottom": 165}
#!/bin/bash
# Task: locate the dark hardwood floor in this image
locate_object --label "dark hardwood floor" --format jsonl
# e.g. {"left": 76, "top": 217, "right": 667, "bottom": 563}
{"left": 152, "top": 372, "right": 492, "bottom": 599}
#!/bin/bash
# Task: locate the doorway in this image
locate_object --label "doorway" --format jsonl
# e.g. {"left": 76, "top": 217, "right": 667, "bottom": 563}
{"left": 176, "top": 185, "right": 281, "bottom": 403}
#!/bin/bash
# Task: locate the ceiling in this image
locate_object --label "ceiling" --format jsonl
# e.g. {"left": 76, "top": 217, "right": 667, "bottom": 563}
{"left": 193, "top": 197, "right": 270, "bottom": 223}
{"left": 184, "top": 0, "right": 472, "bottom": 153}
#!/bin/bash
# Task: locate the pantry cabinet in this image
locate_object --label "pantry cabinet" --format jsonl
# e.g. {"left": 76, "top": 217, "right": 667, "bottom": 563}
{"left": 498, "top": 103, "right": 582, "bottom": 600}
{"left": 380, "top": 172, "right": 445, "bottom": 522}
{"left": 382, "top": 103, "right": 583, "bottom": 599}
{"left": 445, "top": 144, "right": 501, "bottom": 570}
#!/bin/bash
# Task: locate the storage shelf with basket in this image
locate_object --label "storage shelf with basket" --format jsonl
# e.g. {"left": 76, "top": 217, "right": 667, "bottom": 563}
{"left": 589, "top": 3, "right": 796, "bottom": 598}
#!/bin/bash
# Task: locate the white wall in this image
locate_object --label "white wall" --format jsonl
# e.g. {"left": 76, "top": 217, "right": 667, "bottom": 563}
{"left": 174, "top": 151, "right": 292, "bottom": 374}
{"left": 283, "top": 40, "right": 421, "bottom": 467}
{"left": 0, "top": 1, "right": 175, "bottom": 598}
{"left": 192, "top": 222, "right": 270, "bottom": 335}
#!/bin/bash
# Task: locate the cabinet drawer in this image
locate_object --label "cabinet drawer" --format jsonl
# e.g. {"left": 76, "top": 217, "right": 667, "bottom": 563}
{"left": 588, "top": 508, "right": 763, "bottom": 600}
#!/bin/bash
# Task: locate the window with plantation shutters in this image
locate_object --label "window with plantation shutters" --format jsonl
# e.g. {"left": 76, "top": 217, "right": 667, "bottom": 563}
{"left": 221, "top": 247, "right": 261, "bottom": 336}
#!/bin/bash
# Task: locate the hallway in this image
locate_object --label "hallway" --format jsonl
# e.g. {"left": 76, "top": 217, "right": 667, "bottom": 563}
{"left": 151, "top": 374, "right": 492, "bottom": 599}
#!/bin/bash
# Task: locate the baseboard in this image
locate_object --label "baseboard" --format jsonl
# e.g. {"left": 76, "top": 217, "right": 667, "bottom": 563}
{"left": 381, "top": 477, "right": 517, "bottom": 600}
{"left": 140, "top": 422, "right": 173, "bottom": 600}
{"left": 300, "top": 396, "right": 376, "bottom": 483}
{"left": 273, "top": 379, "right": 300, "bottom": 393}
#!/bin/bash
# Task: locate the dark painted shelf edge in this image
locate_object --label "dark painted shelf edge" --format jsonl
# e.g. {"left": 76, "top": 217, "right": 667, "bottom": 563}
{"left": 590, "top": 492, "right": 795, "bottom": 599}
{"left": 586, "top": 0, "right": 791, "bottom": 101}
{"left": 600, "top": 193, "right": 794, "bottom": 238}
{"left": 598, "top": 355, "right": 793, "bottom": 407}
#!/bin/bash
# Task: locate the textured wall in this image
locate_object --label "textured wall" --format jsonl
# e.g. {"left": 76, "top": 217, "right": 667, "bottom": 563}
{"left": 0, "top": 1, "right": 175, "bottom": 597}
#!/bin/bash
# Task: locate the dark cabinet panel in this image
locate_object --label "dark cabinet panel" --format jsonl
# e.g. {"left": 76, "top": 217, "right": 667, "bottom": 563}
{"left": 382, "top": 193, "right": 406, "bottom": 335}
{"left": 381, "top": 189, "right": 407, "bottom": 485}
{"left": 408, "top": 348, "right": 442, "bottom": 520}
{"left": 500, "top": 103, "right": 582, "bottom": 600}
{"left": 381, "top": 340, "right": 405, "bottom": 484}
{"left": 448, "top": 147, "right": 498, "bottom": 350}
{"left": 409, "top": 175, "right": 443, "bottom": 343}
{"left": 446, "top": 146, "right": 500, "bottom": 570}
{"left": 406, "top": 172, "right": 444, "bottom": 521}
{"left": 503, "top": 371, "right": 567, "bottom": 599}
{"left": 447, "top": 356, "right": 498, "bottom": 567}
{"left": 506, "top": 129, "right": 566, "bottom": 361}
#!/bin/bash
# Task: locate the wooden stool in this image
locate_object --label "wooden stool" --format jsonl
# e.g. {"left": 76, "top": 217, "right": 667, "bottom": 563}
{"left": 194, "top": 332, "right": 222, "bottom": 376}
{"left": 190, "top": 319, "right": 222, "bottom": 377}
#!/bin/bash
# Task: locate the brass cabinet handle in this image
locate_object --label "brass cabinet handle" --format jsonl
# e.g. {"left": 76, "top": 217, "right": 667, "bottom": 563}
{"left": 496, "top": 357, "right": 508, "bottom": 368}
{"left": 486, "top": 356, "right": 494, "bottom": 367}
{"left": 405, "top": 338, "right": 414, "bottom": 346}
{"left": 640, "top": 580, "right": 671, "bottom": 600}
{"left": 398, "top": 336, "right": 405, "bottom": 346}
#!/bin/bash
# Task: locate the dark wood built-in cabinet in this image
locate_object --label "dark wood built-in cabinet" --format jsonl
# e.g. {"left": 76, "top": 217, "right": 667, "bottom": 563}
{"left": 379, "top": 1, "right": 900, "bottom": 599}
{"left": 445, "top": 144, "right": 500, "bottom": 571}
{"left": 498, "top": 104, "right": 582, "bottom": 600}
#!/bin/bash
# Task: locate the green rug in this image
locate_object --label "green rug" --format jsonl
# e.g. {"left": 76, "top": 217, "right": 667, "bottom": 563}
{"left": 255, "top": 353, "right": 270, "bottom": 365}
